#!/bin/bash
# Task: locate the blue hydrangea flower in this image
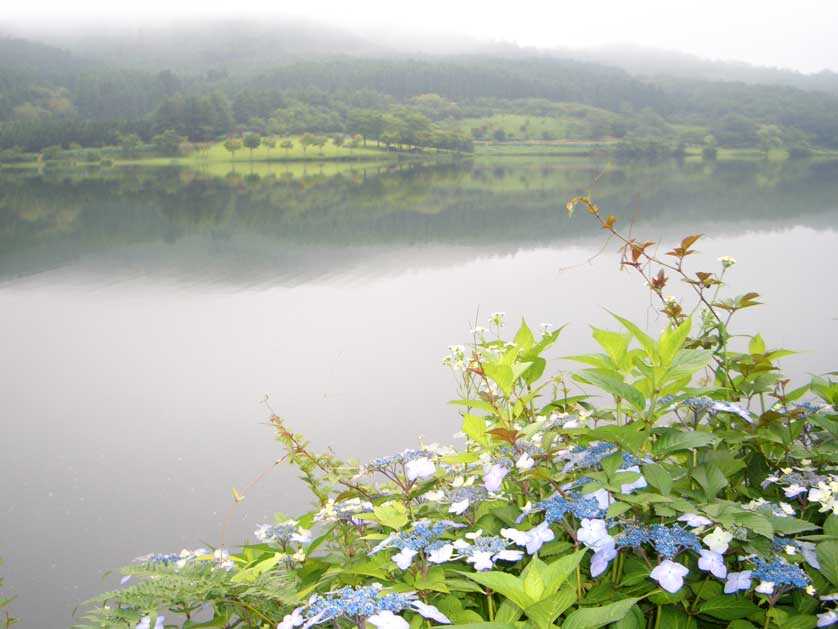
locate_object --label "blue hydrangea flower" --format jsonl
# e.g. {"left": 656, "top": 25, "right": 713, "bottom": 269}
{"left": 752, "top": 557, "right": 811, "bottom": 589}
{"left": 531, "top": 494, "right": 607, "bottom": 524}
{"left": 649, "top": 525, "right": 702, "bottom": 559}
{"left": 277, "top": 584, "right": 450, "bottom": 628}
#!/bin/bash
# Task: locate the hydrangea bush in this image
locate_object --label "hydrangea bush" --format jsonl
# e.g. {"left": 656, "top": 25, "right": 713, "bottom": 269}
{"left": 81, "top": 202, "right": 838, "bottom": 629}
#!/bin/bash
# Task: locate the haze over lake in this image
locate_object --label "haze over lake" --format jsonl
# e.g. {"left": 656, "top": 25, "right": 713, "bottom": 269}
{"left": 1, "top": 157, "right": 838, "bottom": 626}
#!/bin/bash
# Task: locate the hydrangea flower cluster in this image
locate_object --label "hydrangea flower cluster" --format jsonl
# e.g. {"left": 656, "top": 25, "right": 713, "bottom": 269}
{"left": 558, "top": 442, "right": 618, "bottom": 472}
{"left": 254, "top": 520, "right": 311, "bottom": 547}
{"left": 135, "top": 548, "right": 209, "bottom": 570}
{"left": 532, "top": 494, "right": 607, "bottom": 523}
{"left": 314, "top": 498, "right": 374, "bottom": 524}
{"left": 751, "top": 557, "right": 812, "bottom": 593}
{"left": 277, "top": 584, "right": 451, "bottom": 629}
{"left": 446, "top": 485, "right": 487, "bottom": 515}
{"left": 453, "top": 530, "right": 524, "bottom": 571}
{"left": 369, "top": 520, "right": 463, "bottom": 569}
{"left": 647, "top": 525, "right": 702, "bottom": 559}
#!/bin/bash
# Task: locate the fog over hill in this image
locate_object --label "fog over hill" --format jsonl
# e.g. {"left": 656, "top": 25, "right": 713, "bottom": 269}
{"left": 1, "top": 16, "right": 837, "bottom": 94}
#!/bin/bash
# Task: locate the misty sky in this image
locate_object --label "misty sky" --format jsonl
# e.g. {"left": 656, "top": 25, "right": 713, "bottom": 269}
{"left": 4, "top": 0, "right": 838, "bottom": 73}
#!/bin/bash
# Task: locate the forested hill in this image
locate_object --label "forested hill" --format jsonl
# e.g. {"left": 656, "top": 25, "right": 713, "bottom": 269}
{"left": 1, "top": 31, "right": 838, "bottom": 153}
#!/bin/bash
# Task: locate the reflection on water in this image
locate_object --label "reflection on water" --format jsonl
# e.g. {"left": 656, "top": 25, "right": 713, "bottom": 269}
{"left": 1, "top": 158, "right": 837, "bottom": 627}
{"left": 2, "top": 158, "right": 838, "bottom": 286}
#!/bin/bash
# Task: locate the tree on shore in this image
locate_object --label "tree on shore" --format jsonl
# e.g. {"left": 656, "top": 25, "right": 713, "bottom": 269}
{"left": 280, "top": 139, "right": 294, "bottom": 155}
{"left": 243, "top": 133, "right": 261, "bottom": 161}
{"left": 223, "top": 138, "right": 242, "bottom": 161}
{"left": 300, "top": 133, "right": 316, "bottom": 154}
{"left": 262, "top": 136, "right": 276, "bottom": 158}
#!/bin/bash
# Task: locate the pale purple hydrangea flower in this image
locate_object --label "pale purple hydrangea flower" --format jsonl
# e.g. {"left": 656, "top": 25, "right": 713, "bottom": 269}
{"left": 650, "top": 560, "right": 689, "bottom": 593}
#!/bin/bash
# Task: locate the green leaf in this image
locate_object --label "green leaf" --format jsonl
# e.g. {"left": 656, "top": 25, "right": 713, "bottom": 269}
{"left": 656, "top": 606, "right": 696, "bottom": 629}
{"left": 542, "top": 549, "right": 588, "bottom": 593}
{"left": 691, "top": 463, "right": 729, "bottom": 500}
{"left": 575, "top": 371, "right": 645, "bottom": 412}
{"left": 610, "top": 312, "right": 656, "bottom": 358}
{"left": 357, "top": 502, "right": 408, "bottom": 530}
{"left": 698, "top": 595, "right": 760, "bottom": 620}
{"left": 816, "top": 540, "right": 838, "bottom": 585}
{"left": 445, "top": 622, "right": 517, "bottom": 629}
{"left": 561, "top": 597, "right": 640, "bottom": 629}
{"left": 525, "top": 587, "right": 576, "bottom": 629}
{"left": 750, "top": 334, "right": 766, "bottom": 355}
{"left": 588, "top": 424, "right": 648, "bottom": 456}
{"left": 450, "top": 399, "right": 498, "bottom": 414}
{"left": 653, "top": 429, "right": 717, "bottom": 455}
{"left": 515, "top": 319, "right": 536, "bottom": 351}
{"left": 483, "top": 363, "right": 515, "bottom": 396}
{"left": 641, "top": 463, "right": 672, "bottom": 496}
{"left": 659, "top": 317, "right": 692, "bottom": 366}
{"left": 666, "top": 349, "right": 713, "bottom": 379}
{"left": 455, "top": 571, "right": 533, "bottom": 610}
{"left": 462, "top": 414, "right": 489, "bottom": 446}
{"left": 611, "top": 605, "right": 644, "bottom": 629}
{"left": 591, "top": 327, "right": 629, "bottom": 367}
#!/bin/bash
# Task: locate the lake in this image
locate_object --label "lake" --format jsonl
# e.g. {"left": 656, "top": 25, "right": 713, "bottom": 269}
{"left": 1, "top": 157, "right": 837, "bottom": 627}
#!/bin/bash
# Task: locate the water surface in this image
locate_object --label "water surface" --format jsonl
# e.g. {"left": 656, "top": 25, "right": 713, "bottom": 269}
{"left": 1, "top": 158, "right": 837, "bottom": 627}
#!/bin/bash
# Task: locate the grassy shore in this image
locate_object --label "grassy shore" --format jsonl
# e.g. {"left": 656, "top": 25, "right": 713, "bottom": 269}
{"left": 4, "top": 136, "right": 838, "bottom": 173}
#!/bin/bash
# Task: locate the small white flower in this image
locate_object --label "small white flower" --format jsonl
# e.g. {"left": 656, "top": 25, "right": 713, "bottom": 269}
{"left": 590, "top": 545, "right": 617, "bottom": 577}
{"left": 818, "top": 611, "right": 838, "bottom": 627}
{"left": 703, "top": 527, "right": 733, "bottom": 554}
{"left": 677, "top": 513, "right": 713, "bottom": 528}
{"left": 368, "top": 610, "right": 410, "bottom": 629}
{"left": 784, "top": 544, "right": 798, "bottom": 556}
{"left": 756, "top": 581, "right": 776, "bottom": 595}
{"left": 698, "top": 549, "right": 727, "bottom": 579}
{"left": 718, "top": 256, "right": 736, "bottom": 268}
{"left": 577, "top": 519, "right": 614, "bottom": 552}
{"left": 724, "top": 571, "right": 752, "bottom": 594}
{"left": 650, "top": 560, "right": 689, "bottom": 594}
{"left": 516, "top": 452, "right": 535, "bottom": 470}
{"left": 483, "top": 464, "right": 509, "bottom": 492}
{"left": 494, "top": 549, "right": 525, "bottom": 563}
{"left": 449, "top": 499, "right": 470, "bottom": 515}
{"left": 405, "top": 457, "right": 436, "bottom": 481}
{"left": 423, "top": 490, "right": 445, "bottom": 502}
{"left": 500, "top": 527, "right": 530, "bottom": 546}
{"left": 807, "top": 585, "right": 818, "bottom": 596}
{"left": 785, "top": 484, "right": 808, "bottom": 498}
{"left": 779, "top": 502, "right": 796, "bottom": 516}
{"left": 427, "top": 543, "right": 454, "bottom": 564}
{"left": 465, "top": 529, "right": 483, "bottom": 540}
{"left": 392, "top": 548, "right": 418, "bottom": 570}
{"left": 523, "top": 521, "right": 555, "bottom": 554}
{"left": 411, "top": 601, "right": 451, "bottom": 624}
{"left": 489, "top": 312, "right": 506, "bottom": 328}
{"left": 467, "top": 550, "right": 495, "bottom": 571}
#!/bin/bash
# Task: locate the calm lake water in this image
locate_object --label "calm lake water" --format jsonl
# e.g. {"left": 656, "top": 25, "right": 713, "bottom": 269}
{"left": 1, "top": 157, "right": 838, "bottom": 627}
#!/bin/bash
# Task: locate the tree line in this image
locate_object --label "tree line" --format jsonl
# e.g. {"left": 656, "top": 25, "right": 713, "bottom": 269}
{"left": 2, "top": 38, "right": 838, "bottom": 153}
